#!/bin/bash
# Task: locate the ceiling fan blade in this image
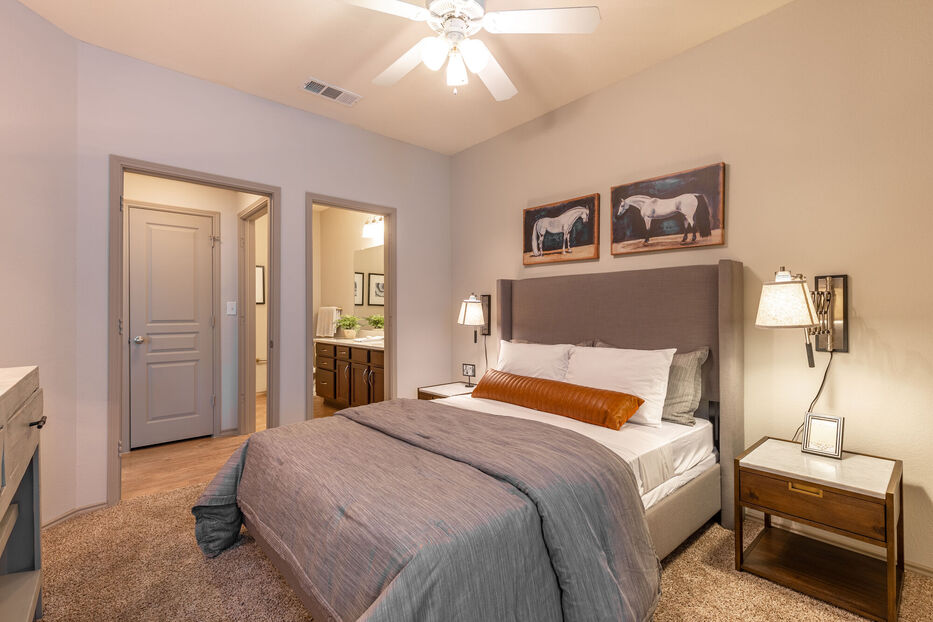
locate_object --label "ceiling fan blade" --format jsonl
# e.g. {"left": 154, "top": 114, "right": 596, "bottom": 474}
{"left": 343, "top": 0, "right": 429, "bottom": 21}
{"left": 483, "top": 7, "right": 600, "bottom": 34}
{"left": 373, "top": 38, "right": 430, "bottom": 86}
{"left": 477, "top": 53, "right": 518, "bottom": 101}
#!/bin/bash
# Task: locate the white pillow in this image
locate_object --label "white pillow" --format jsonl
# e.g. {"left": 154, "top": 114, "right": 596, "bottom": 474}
{"left": 564, "top": 346, "right": 676, "bottom": 427}
{"left": 496, "top": 340, "right": 572, "bottom": 381}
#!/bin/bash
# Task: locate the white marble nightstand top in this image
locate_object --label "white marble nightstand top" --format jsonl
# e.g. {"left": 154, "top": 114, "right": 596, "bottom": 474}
{"left": 419, "top": 382, "right": 475, "bottom": 398}
{"left": 740, "top": 438, "right": 895, "bottom": 499}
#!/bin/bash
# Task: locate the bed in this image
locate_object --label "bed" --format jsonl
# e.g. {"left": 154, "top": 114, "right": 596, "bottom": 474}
{"left": 495, "top": 258, "right": 745, "bottom": 557}
{"left": 193, "top": 259, "right": 743, "bottom": 620}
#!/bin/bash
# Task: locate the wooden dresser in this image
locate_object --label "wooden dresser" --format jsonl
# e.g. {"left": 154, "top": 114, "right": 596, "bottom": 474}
{"left": 315, "top": 340, "right": 385, "bottom": 409}
{"left": 0, "top": 366, "right": 45, "bottom": 621}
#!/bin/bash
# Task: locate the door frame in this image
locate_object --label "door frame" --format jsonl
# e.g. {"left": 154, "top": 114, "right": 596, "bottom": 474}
{"left": 305, "top": 192, "right": 398, "bottom": 420}
{"left": 122, "top": 200, "right": 222, "bottom": 451}
{"left": 237, "top": 197, "right": 269, "bottom": 434}
{"left": 107, "top": 155, "right": 282, "bottom": 506}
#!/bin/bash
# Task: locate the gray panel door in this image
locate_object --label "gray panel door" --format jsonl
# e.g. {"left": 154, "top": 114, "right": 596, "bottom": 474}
{"left": 129, "top": 206, "right": 214, "bottom": 448}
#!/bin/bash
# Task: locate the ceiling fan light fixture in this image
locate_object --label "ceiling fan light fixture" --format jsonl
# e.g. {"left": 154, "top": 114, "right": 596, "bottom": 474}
{"left": 446, "top": 50, "right": 469, "bottom": 87}
{"left": 459, "top": 38, "right": 490, "bottom": 73}
{"left": 421, "top": 36, "right": 449, "bottom": 71}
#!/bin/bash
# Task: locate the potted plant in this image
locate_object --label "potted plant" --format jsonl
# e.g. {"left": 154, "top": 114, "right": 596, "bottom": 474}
{"left": 335, "top": 315, "right": 360, "bottom": 339}
{"left": 360, "top": 314, "right": 385, "bottom": 337}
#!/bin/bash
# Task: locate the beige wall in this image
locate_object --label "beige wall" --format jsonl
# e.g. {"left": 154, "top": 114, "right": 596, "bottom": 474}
{"left": 0, "top": 0, "right": 78, "bottom": 522}
{"left": 255, "top": 212, "right": 269, "bottom": 393}
{"left": 354, "top": 245, "right": 386, "bottom": 320}
{"left": 123, "top": 173, "right": 261, "bottom": 432}
{"left": 451, "top": 0, "right": 933, "bottom": 570}
{"left": 317, "top": 207, "right": 384, "bottom": 328}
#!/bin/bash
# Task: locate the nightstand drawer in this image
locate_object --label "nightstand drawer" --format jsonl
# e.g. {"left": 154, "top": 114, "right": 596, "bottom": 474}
{"left": 740, "top": 470, "right": 886, "bottom": 542}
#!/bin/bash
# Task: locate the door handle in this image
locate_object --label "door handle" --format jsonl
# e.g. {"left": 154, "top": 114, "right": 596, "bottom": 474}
{"left": 133, "top": 336, "right": 146, "bottom": 344}
{"left": 29, "top": 415, "right": 47, "bottom": 430}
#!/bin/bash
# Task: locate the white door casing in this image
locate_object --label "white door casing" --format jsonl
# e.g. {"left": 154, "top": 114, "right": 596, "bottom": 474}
{"left": 128, "top": 206, "right": 215, "bottom": 448}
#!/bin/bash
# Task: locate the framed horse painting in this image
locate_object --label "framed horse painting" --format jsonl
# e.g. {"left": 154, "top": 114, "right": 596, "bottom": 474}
{"left": 610, "top": 163, "right": 725, "bottom": 256}
{"left": 522, "top": 193, "right": 599, "bottom": 265}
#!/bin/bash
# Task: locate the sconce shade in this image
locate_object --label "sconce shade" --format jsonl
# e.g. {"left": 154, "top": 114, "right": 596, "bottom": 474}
{"left": 458, "top": 294, "right": 485, "bottom": 326}
{"left": 755, "top": 277, "right": 819, "bottom": 328}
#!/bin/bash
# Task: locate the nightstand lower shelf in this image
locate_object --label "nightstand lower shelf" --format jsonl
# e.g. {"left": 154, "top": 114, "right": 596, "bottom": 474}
{"left": 742, "top": 527, "right": 898, "bottom": 622}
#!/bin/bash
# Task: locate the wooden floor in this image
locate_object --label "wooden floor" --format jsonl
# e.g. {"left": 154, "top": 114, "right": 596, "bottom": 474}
{"left": 122, "top": 393, "right": 338, "bottom": 500}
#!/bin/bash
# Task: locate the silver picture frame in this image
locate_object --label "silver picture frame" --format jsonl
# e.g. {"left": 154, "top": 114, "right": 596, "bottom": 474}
{"left": 801, "top": 412, "right": 845, "bottom": 459}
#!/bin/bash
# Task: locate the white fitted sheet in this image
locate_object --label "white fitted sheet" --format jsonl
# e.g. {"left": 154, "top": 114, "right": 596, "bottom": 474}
{"left": 641, "top": 452, "right": 717, "bottom": 510}
{"left": 436, "top": 395, "right": 715, "bottom": 495}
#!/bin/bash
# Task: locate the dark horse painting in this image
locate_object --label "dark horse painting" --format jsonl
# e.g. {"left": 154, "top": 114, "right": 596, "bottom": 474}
{"left": 611, "top": 163, "right": 724, "bottom": 256}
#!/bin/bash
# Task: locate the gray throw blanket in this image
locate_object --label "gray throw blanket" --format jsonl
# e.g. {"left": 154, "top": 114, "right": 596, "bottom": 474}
{"left": 193, "top": 399, "right": 660, "bottom": 621}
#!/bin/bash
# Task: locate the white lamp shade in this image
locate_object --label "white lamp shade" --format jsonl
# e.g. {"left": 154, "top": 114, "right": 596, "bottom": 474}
{"left": 421, "top": 36, "right": 448, "bottom": 71}
{"left": 446, "top": 50, "right": 469, "bottom": 87}
{"left": 755, "top": 279, "right": 818, "bottom": 328}
{"left": 460, "top": 39, "right": 491, "bottom": 74}
{"left": 457, "top": 295, "right": 485, "bottom": 326}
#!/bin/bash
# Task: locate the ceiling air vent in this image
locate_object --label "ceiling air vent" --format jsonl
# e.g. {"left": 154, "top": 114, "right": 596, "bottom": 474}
{"left": 302, "top": 77, "right": 361, "bottom": 107}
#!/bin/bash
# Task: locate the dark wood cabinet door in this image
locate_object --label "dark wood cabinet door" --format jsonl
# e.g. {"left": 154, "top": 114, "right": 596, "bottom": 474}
{"left": 315, "top": 369, "right": 336, "bottom": 400}
{"left": 370, "top": 366, "right": 385, "bottom": 403}
{"left": 335, "top": 360, "right": 350, "bottom": 405}
{"left": 350, "top": 363, "right": 370, "bottom": 406}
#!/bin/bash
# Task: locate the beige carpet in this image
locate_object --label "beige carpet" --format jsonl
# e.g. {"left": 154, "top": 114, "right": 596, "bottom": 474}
{"left": 42, "top": 484, "right": 931, "bottom": 621}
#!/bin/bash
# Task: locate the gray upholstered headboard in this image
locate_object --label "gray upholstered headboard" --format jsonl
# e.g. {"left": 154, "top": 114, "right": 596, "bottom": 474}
{"left": 496, "top": 259, "right": 744, "bottom": 528}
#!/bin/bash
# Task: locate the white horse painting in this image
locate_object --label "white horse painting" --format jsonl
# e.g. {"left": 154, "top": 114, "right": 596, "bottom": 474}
{"left": 530, "top": 206, "right": 589, "bottom": 256}
{"left": 616, "top": 194, "right": 711, "bottom": 245}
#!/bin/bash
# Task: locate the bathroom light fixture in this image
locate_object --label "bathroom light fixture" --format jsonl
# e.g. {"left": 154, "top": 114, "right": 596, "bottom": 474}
{"left": 362, "top": 216, "right": 384, "bottom": 242}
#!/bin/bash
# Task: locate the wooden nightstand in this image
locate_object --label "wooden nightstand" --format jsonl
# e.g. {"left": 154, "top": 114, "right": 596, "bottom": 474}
{"left": 735, "top": 437, "right": 903, "bottom": 622}
{"left": 417, "top": 382, "right": 475, "bottom": 401}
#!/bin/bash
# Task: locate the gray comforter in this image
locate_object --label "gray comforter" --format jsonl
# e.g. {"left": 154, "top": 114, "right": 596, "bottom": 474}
{"left": 193, "top": 398, "right": 660, "bottom": 621}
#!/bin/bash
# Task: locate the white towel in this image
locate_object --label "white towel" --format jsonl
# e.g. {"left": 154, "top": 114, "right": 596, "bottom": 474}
{"left": 316, "top": 306, "right": 339, "bottom": 337}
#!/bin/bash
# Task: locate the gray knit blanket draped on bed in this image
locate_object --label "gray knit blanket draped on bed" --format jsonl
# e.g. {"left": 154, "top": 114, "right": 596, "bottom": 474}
{"left": 193, "top": 398, "right": 661, "bottom": 622}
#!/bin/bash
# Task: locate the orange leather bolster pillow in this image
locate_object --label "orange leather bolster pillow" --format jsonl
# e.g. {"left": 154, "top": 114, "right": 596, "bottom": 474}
{"left": 471, "top": 369, "right": 644, "bottom": 431}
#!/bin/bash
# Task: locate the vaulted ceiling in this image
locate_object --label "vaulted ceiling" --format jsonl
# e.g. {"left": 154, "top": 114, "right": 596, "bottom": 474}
{"left": 21, "top": 0, "right": 792, "bottom": 154}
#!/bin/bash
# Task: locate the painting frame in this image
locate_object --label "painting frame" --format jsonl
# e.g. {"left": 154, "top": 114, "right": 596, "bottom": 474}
{"left": 353, "top": 271, "right": 364, "bottom": 306}
{"left": 255, "top": 265, "right": 266, "bottom": 305}
{"left": 522, "top": 193, "right": 599, "bottom": 266}
{"left": 610, "top": 162, "right": 725, "bottom": 257}
{"left": 367, "top": 272, "right": 385, "bottom": 307}
{"left": 801, "top": 412, "right": 845, "bottom": 459}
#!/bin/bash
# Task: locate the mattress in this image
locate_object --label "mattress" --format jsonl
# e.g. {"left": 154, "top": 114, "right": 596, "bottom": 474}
{"left": 436, "top": 395, "right": 715, "bottom": 496}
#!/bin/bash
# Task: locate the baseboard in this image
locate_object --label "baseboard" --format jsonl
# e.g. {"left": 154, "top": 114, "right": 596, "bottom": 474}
{"left": 256, "top": 390, "right": 267, "bottom": 397}
{"left": 42, "top": 502, "right": 107, "bottom": 529}
{"left": 743, "top": 511, "right": 933, "bottom": 578}
{"left": 218, "top": 427, "right": 241, "bottom": 437}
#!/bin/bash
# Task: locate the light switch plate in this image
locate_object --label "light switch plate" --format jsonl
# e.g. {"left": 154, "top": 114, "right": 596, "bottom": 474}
{"left": 226, "top": 301, "right": 237, "bottom": 316}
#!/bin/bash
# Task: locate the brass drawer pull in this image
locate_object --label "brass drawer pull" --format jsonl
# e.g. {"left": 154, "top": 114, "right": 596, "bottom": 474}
{"left": 788, "top": 481, "right": 823, "bottom": 497}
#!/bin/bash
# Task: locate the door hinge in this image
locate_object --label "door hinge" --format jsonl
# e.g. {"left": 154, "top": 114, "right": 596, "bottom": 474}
{"left": 269, "top": 340, "right": 274, "bottom": 349}
{"left": 117, "top": 318, "right": 123, "bottom": 336}
{"left": 210, "top": 315, "right": 215, "bottom": 328}
{"left": 119, "top": 196, "right": 124, "bottom": 212}
{"left": 211, "top": 395, "right": 216, "bottom": 409}
{"left": 209, "top": 234, "right": 221, "bottom": 248}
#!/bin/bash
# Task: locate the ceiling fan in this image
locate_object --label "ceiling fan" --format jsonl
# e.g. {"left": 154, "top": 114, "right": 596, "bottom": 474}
{"left": 344, "top": 0, "right": 601, "bottom": 101}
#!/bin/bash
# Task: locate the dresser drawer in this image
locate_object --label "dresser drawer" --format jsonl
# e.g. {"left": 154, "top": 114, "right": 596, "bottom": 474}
{"left": 0, "top": 390, "right": 42, "bottom": 511}
{"left": 350, "top": 348, "right": 369, "bottom": 364}
{"left": 317, "top": 356, "right": 335, "bottom": 371}
{"left": 370, "top": 350, "right": 384, "bottom": 368}
{"left": 740, "top": 469, "right": 886, "bottom": 542}
{"left": 316, "top": 369, "right": 336, "bottom": 400}
{"left": 336, "top": 346, "right": 351, "bottom": 361}
{"left": 315, "top": 343, "right": 335, "bottom": 358}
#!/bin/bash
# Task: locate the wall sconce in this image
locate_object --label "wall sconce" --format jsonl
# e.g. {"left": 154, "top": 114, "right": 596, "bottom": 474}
{"left": 457, "top": 293, "right": 491, "bottom": 343}
{"left": 755, "top": 267, "right": 848, "bottom": 367}
{"left": 756, "top": 267, "right": 849, "bottom": 445}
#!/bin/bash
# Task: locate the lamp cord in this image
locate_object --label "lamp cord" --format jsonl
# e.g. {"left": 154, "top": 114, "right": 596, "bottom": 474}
{"left": 793, "top": 350, "right": 834, "bottom": 442}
